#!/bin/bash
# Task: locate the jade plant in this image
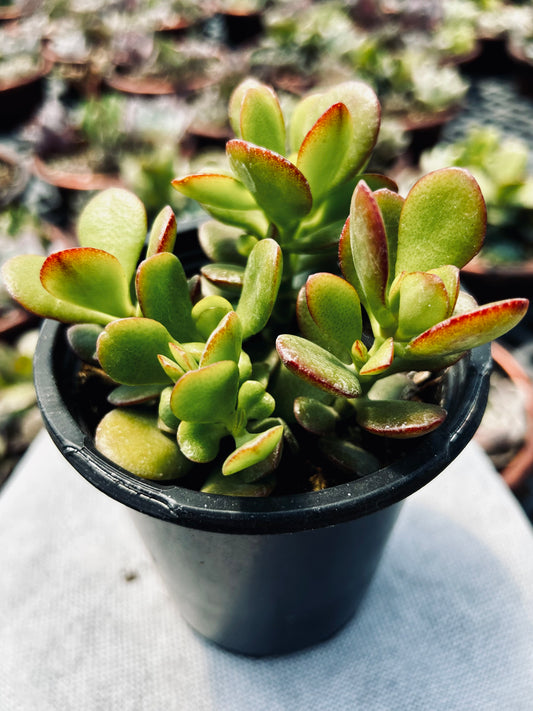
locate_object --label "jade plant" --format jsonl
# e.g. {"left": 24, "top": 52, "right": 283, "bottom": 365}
{"left": 2, "top": 77, "right": 529, "bottom": 496}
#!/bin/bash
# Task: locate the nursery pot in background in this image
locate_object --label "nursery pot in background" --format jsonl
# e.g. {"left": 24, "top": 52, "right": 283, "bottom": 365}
{"left": 34, "top": 320, "right": 491, "bottom": 656}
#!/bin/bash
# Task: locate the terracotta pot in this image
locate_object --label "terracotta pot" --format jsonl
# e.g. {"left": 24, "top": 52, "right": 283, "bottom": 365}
{"left": 31, "top": 154, "right": 122, "bottom": 192}
{"left": 0, "top": 56, "right": 52, "bottom": 131}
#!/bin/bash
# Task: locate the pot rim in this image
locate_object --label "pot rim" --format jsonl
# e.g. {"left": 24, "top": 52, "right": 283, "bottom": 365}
{"left": 34, "top": 319, "right": 491, "bottom": 534}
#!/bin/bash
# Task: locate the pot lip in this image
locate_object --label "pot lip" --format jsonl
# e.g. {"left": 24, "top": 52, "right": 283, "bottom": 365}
{"left": 34, "top": 319, "right": 491, "bottom": 535}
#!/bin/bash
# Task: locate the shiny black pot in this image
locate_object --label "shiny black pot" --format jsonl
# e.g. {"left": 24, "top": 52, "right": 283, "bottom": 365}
{"left": 34, "top": 320, "right": 491, "bottom": 656}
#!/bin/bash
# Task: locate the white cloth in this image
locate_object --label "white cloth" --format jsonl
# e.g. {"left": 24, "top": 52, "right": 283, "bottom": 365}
{"left": 1, "top": 430, "right": 533, "bottom": 711}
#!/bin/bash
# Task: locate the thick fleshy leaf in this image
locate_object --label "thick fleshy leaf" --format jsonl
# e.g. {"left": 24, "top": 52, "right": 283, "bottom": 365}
{"left": 95, "top": 409, "right": 191, "bottom": 480}
{"left": 289, "top": 81, "right": 380, "bottom": 180}
{"left": 200, "top": 263, "right": 245, "bottom": 291}
{"left": 227, "top": 140, "right": 312, "bottom": 227}
{"left": 296, "top": 284, "right": 347, "bottom": 361}
{"left": 374, "top": 189, "right": 404, "bottom": 290}
{"left": 228, "top": 77, "right": 264, "bottom": 137}
{"left": 240, "top": 84, "right": 286, "bottom": 155}
{"left": 191, "top": 295, "right": 234, "bottom": 339}
{"left": 395, "top": 272, "right": 449, "bottom": 341}
{"left": 97, "top": 318, "right": 177, "bottom": 385}
{"left": 396, "top": 168, "right": 486, "bottom": 275}
{"left": 406, "top": 298, "right": 529, "bottom": 357}
{"left": 356, "top": 400, "right": 447, "bottom": 438}
{"left": 170, "top": 360, "right": 239, "bottom": 423}
{"left": 158, "top": 355, "right": 186, "bottom": 382}
{"left": 276, "top": 334, "right": 362, "bottom": 398}
{"left": 2, "top": 255, "right": 115, "bottom": 324}
{"left": 171, "top": 173, "right": 257, "bottom": 210}
{"left": 201, "top": 468, "right": 276, "bottom": 496}
{"left": 158, "top": 386, "right": 180, "bottom": 431}
{"left": 66, "top": 323, "right": 102, "bottom": 362}
{"left": 146, "top": 205, "right": 177, "bottom": 258}
{"left": 40, "top": 248, "right": 133, "bottom": 318}
{"left": 306, "top": 272, "right": 362, "bottom": 352}
{"left": 168, "top": 342, "right": 199, "bottom": 372}
{"left": 359, "top": 337, "right": 394, "bottom": 375}
{"left": 297, "top": 102, "right": 352, "bottom": 201}
{"left": 198, "top": 221, "right": 249, "bottom": 264}
{"left": 222, "top": 425, "right": 284, "bottom": 476}
{"left": 108, "top": 383, "right": 164, "bottom": 406}
{"left": 200, "top": 311, "right": 242, "bottom": 367}
{"left": 199, "top": 205, "right": 269, "bottom": 238}
{"left": 428, "top": 265, "right": 460, "bottom": 316}
{"left": 136, "top": 252, "right": 196, "bottom": 341}
{"left": 349, "top": 181, "right": 391, "bottom": 325}
{"left": 77, "top": 188, "right": 147, "bottom": 284}
{"left": 236, "top": 238, "right": 282, "bottom": 339}
{"left": 237, "top": 380, "right": 275, "bottom": 420}
{"left": 177, "top": 421, "right": 226, "bottom": 462}
{"left": 294, "top": 396, "right": 339, "bottom": 435}
{"left": 319, "top": 437, "right": 380, "bottom": 475}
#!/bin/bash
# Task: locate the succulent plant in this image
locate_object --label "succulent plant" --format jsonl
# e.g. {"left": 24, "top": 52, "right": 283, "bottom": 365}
{"left": 2, "top": 77, "right": 528, "bottom": 496}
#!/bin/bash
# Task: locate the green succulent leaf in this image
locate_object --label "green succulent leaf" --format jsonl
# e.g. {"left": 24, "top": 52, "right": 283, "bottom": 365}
{"left": 294, "top": 396, "right": 339, "bottom": 435}
{"left": 406, "top": 298, "right": 530, "bottom": 357}
{"left": 305, "top": 272, "right": 362, "bottom": 355}
{"left": 356, "top": 399, "right": 447, "bottom": 438}
{"left": 95, "top": 409, "right": 191, "bottom": 480}
{"left": 108, "top": 383, "right": 165, "bottom": 406}
{"left": 348, "top": 181, "right": 390, "bottom": 324}
{"left": 191, "top": 295, "right": 234, "bottom": 340}
{"left": 395, "top": 272, "right": 450, "bottom": 341}
{"left": 171, "top": 173, "right": 258, "bottom": 211}
{"left": 136, "top": 252, "right": 197, "bottom": 341}
{"left": 222, "top": 425, "right": 284, "bottom": 476}
{"left": 97, "top": 318, "right": 177, "bottom": 385}
{"left": 296, "top": 102, "right": 352, "bottom": 201}
{"left": 227, "top": 139, "right": 312, "bottom": 227}
{"left": 240, "top": 84, "right": 286, "bottom": 155}
{"left": 199, "top": 205, "right": 270, "bottom": 238}
{"left": 158, "top": 355, "right": 186, "bottom": 382}
{"left": 359, "top": 337, "right": 394, "bottom": 375}
{"left": 428, "top": 265, "right": 460, "bottom": 317}
{"left": 374, "top": 188, "right": 404, "bottom": 290}
{"left": 146, "top": 205, "right": 177, "bottom": 258}
{"left": 201, "top": 468, "right": 276, "bottom": 496}
{"left": 198, "top": 221, "right": 249, "bottom": 264}
{"left": 40, "top": 248, "right": 133, "bottom": 319}
{"left": 170, "top": 360, "right": 239, "bottom": 423}
{"left": 168, "top": 342, "right": 199, "bottom": 371}
{"left": 289, "top": 81, "right": 380, "bottom": 181}
{"left": 395, "top": 168, "right": 486, "bottom": 275}
{"left": 158, "top": 386, "right": 180, "bottom": 431}
{"left": 236, "top": 238, "right": 282, "bottom": 339}
{"left": 200, "top": 311, "right": 242, "bottom": 367}
{"left": 66, "top": 323, "right": 102, "bottom": 362}
{"left": 1, "top": 255, "right": 115, "bottom": 324}
{"left": 319, "top": 437, "right": 380, "bottom": 475}
{"left": 77, "top": 188, "right": 147, "bottom": 284}
{"left": 237, "top": 380, "right": 275, "bottom": 420}
{"left": 276, "top": 334, "right": 362, "bottom": 398}
{"left": 201, "top": 263, "right": 245, "bottom": 291}
{"left": 177, "top": 420, "right": 226, "bottom": 462}
{"left": 228, "top": 77, "right": 264, "bottom": 137}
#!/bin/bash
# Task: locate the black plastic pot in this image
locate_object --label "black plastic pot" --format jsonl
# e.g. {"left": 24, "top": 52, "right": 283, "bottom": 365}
{"left": 34, "top": 320, "right": 491, "bottom": 656}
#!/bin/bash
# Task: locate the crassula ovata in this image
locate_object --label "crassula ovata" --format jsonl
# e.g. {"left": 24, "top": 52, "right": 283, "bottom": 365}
{"left": 2, "top": 77, "right": 528, "bottom": 495}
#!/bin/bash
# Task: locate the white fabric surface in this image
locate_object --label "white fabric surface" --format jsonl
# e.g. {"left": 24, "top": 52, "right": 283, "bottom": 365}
{"left": 1, "top": 430, "right": 533, "bottom": 711}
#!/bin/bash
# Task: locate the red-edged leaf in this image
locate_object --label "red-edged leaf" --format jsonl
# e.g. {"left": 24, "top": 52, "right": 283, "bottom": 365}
{"left": 359, "top": 337, "right": 394, "bottom": 375}
{"left": 396, "top": 167, "right": 486, "bottom": 275}
{"left": 406, "top": 298, "right": 529, "bottom": 357}
{"left": 306, "top": 272, "right": 362, "bottom": 352}
{"left": 349, "top": 181, "right": 389, "bottom": 321}
{"left": 297, "top": 102, "right": 352, "bottom": 200}
{"left": 146, "top": 205, "right": 177, "bottom": 258}
{"left": 356, "top": 400, "right": 447, "bottom": 438}
{"left": 40, "top": 248, "right": 133, "bottom": 318}
{"left": 227, "top": 139, "right": 312, "bottom": 227}
{"left": 276, "top": 334, "right": 362, "bottom": 398}
{"left": 240, "top": 84, "right": 286, "bottom": 155}
{"left": 171, "top": 173, "right": 257, "bottom": 210}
